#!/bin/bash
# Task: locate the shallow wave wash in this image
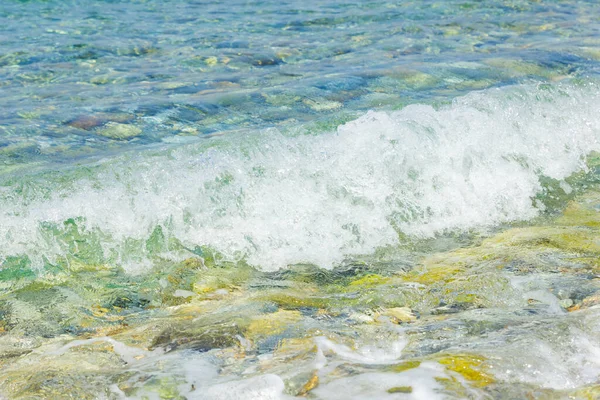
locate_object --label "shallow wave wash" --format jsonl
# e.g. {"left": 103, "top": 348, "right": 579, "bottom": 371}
{"left": 2, "top": 82, "right": 600, "bottom": 271}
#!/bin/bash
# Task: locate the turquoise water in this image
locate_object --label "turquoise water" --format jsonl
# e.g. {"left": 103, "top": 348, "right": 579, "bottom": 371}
{"left": 2, "top": 1, "right": 600, "bottom": 399}
{"left": 2, "top": 0, "right": 600, "bottom": 170}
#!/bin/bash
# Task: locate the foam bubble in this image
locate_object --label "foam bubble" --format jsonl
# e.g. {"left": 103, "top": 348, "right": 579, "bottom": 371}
{"left": 314, "top": 336, "right": 407, "bottom": 365}
{"left": 2, "top": 82, "right": 600, "bottom": 270}
{"left": 194, "top": 374, "right": 289, "bottom": 400}
{"left": 491, "top": 314, "right": 600, "bottom": 390}
{"left": 311, "top": 364, "right": 446, "bottom": 400}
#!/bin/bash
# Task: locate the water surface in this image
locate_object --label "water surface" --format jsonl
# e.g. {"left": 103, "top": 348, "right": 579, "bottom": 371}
{"left": 1, "top": 1, "right": 600, "bottom": 399}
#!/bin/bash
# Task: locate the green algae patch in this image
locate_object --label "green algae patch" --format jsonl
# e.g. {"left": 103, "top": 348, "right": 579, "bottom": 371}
{"left": 388, "top": 360, "right": 421, "bottom": 373}
{"left": 349, "top": 274, "right": 391, "bottom": 287}
{"left": 557, "top": 191, "right": 600, "bottom": 228}
{"left": 96, "top": 122, "right": 141, "bottom": 140}
{"left": 488, "top": 226, "right": 600, "bottom": 255}
{"left": 437, "top": 354, "right": 495, "bottom": 388}
{"left": 246, "top": 310, "right": 303, "bottom": 340}
{"left": 387, "top": 386, "right": 413, "bottom": 394}
{"left": 570, "top": 384, "right": 600, "bottom": 400}
{"left": 257, "top": 290, "right": 335, "bottom": 310}
{"left": 404, "top": 263, "right": 465, "bottom": 285}
{"left": 401, "top": 248, "right": 491, "bottom": 286}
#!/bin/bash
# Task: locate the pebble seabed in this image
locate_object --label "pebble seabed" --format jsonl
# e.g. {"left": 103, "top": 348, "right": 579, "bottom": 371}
{"left": 2, "top": 164, "right": 600, "bottom": 399}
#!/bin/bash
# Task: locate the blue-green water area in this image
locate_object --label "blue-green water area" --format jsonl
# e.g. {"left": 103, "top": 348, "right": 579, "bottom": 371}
{"left": 2, "top": 1, "right": 600, "bottom": 399}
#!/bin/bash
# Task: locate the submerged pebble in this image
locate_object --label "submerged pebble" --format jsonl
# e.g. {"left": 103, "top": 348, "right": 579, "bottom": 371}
{"left": 96, "top": 122, "right": 142, "bottom": 140}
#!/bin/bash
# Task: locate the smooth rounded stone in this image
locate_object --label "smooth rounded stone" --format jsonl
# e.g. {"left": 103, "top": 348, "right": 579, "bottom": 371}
{"left": 96, "top": 122, "right": 142, "bottom": 140}
{"left": 170, "top": 106, "right": 208, "bottom": 122}
{"left": 191, "top": 265, "right": 255, "bottom": 297}
{"left": 431, "top": 303, "right": 473, "bottom": 315}
{"left": 168, "top": 83, "right": 212, "bottom": 94}
{"left": 348, "top": 312, "right": 375, "bottom": 324}
{"left": 135, "top": 102, "right": 176, "bottom": 117}
{"left": 322, "top": 89, "right": 365, "bottom": 103}
{"left": 372, "top": 70, "right": 438, "bottom": 91}
{"left": 114, "top": 44, "right": 159, "bottom": 57}
{"left": 150, "top": 318, "right": 246, "bottom": 353}
{"left": 354, "top": 92, "right": 403, "bottom": 109}
{"left": 569, "top": 293, "right": 600, "bottom": 311}
{"left": 204, "top": 56, "right": 218, "bottom": 66}
{"left": 155, "top": 81, "right": 192, "bottom": 90}
{"left": 303, "top": 98, "right": 342, "bottom": 112}
{"left": 213, "top": 91, "right": 253, "bottom": 107}
{"left": 261, "top": 92, "right": 302, "bottom": 107}
{"left": 238, "top": 53, "right": 284, "bottom": 67}
{"left": 212, "top": 80, "right": 241, "bottom": 90}
{"left": 258, "top": 108, "right": 298, "bottom": 123}
{"left": 65, "top": 115, "right": 107, "bottom": 130}
{"left": 377, "top": 307, "right": 417, "bottom": 323}
{"left": 89, "top": 74, "right": 115, "bottom": 85}
{"left": 65, "top": 113, "right": 134, "bottom": 131}
{"left": 556, "top": 189, "right": 600, "bottom": 228}
{"left": 483, "top": 58, "right": 561, "bottom": 79}
{"left": 273, "top": 48, "right": 302, "bottom": 63}
{"left": 215, "top": 40, "right": 250, "bottom": 49}
{"left": 559, "top": 298, "right": 574, "bottom": 309}
{"left": 185, "top": 102, "right": 221, "bottom": 116}
{"left": 313, "top": 75, "right": 367, "bottom": 92}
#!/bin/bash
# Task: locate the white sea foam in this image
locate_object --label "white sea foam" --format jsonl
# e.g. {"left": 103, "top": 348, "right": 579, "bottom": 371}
{"left": 314, "top": 336, "right": 407, "bottom": 365}
{"left": 197, "top": 374, "right": 289, "bottom": 400}
{"left": 2, "top": 82, "right": 600, "bottom": 270}
{"left": 310, "top": 366, "right": 446, "bottom": 400}
{"left": 491, "top": 307, "right": 600, "bottom": 391}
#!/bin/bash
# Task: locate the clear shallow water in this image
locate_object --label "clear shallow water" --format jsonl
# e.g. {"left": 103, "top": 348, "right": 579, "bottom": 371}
{"left": 2, "top": 0, "right": 600, "bottom": 170}
{"left": 2, "top": 1, "right": 600, "bottom": 399}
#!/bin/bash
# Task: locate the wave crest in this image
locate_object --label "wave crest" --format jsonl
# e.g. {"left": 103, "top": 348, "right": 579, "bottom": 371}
{"left": 2, "top": 82, "right": 600, "bottom": 270}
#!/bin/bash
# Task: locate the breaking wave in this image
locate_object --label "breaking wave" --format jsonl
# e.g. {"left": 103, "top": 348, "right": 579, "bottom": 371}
{"left": 2, "top": 82, "right": 600, "bottom": 271}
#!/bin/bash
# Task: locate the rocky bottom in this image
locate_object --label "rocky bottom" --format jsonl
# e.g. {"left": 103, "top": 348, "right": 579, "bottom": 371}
{"left": 2, "top": 188, "right": 600, "bottom": 399}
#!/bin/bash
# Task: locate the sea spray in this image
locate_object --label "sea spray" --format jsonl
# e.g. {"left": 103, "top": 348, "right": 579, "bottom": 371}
{"left": 1, "top": 82, "right": 600, "bottom": 271}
